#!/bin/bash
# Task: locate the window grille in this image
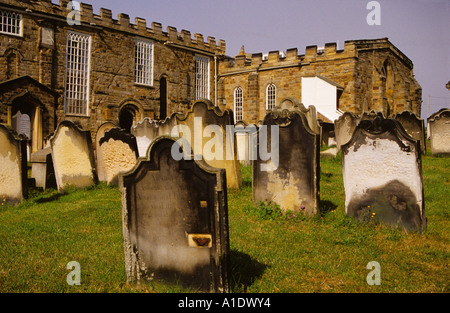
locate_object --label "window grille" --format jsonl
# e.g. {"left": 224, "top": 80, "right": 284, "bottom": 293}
{"left": 266, "top": 84, "right": 276, "bottom": 110}
{"left": 135, "top": 39, "right": 154, "bottom": 86}
{"left": 234, "top": 87, "right": 243, "bottom": 122}
{"left": 0, "top": 10, "right": 22, "bottom": 36}
{"left": 195, "top": 55, "right": 210, "bottom": 100}
{"left": 64, "top": 31, "right": 91, "bottom": 116}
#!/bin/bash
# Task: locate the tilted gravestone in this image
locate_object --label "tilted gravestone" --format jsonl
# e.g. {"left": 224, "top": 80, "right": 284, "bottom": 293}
{"left": 98, "top": 128, "right": 139, "bottom": 185}
{"left": 132, "top": 100, "right": 242, "bottom": 189}
{"left": 119, "top": 137, "right": 230, "bottom": 292}
{"left": 253, "top": 108, "right": 320, "bottom": 215}
{"left": 50, "top": 121, "right": 96, "bottom": 191}
{"left": 0, "top": 124, "right": 28, "bottom": 204}
{"left": 334, "top": 112, "right": 360, "bottom": 151}
{"left": 341, "top": 117, "right": 426, "bottom": 232}
{"left": 392, "top": 111, "right": 426, "bottom": 155}
{"left": 30, "top": 147, "right": 56, "bottom": 190}
{"left": 95, "top": 122, "right": 118, "bottom": 182}
{"left": 428, "top": 108, "right": 450, "bottom": 156}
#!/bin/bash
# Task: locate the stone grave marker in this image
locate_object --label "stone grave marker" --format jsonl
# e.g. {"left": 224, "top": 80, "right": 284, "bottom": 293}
{"left": 253, "top": 108, "right": 320, "bottom": 215}
{"left": 98, "top": 128, "right": 139, "bottom": 185}
{"left": 30, "top": 147, "right": 56, "bottom": 190}
{"left": 95, "top": 122, "right": 118, "bottom": 182}
{"left": 0, "top": 124, "right": 28, "bottom": 204}
{"left": 234, "top": 121, "right": 257, "bottom": 166}
{"left": 341, "top": 117, "right": 426, "bottom": 232}
{"left": 392, "top": 111, "right": 426, "bottom": 155}
{"left": 50, "top": 121, "right": 96, "bottom": 191}
{"left": 428, "top": 108, "right": 450, "bottom": 156}
{"left": 334, "top": 112, "right": 360, "bottom": 150}
{"left": 119, "top": 137, "right": 230, "bottom": 292}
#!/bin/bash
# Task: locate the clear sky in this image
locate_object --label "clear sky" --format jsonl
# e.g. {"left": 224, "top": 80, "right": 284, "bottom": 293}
{"left": 61, "top": 0, "right": 450, "bottom": 120}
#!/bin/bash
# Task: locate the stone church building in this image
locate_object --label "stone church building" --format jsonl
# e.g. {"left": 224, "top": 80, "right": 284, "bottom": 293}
{"left": 0, "top": 0, "right": 422, "bottom": 154}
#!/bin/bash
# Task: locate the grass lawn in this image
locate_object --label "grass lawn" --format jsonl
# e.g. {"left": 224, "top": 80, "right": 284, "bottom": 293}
{"left": 0, "top": 151, "right": 448, "bottom": 293}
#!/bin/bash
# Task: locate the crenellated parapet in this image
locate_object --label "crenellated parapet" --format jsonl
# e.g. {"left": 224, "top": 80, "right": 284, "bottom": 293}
{"left": 0, "top": 0, "right": 226, "bottom": 55}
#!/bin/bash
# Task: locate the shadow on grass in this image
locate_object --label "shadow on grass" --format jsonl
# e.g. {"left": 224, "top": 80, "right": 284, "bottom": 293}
{"left": 230, "top": 249, "right": 268, "bottom": 292}
{"left": 319, "top": 199, "right": 338, "bottom": 215}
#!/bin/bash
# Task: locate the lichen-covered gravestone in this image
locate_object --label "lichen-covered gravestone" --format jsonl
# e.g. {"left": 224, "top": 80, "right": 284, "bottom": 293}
{"left": 50, "top": 121, "right": 96, "bottom": 191}
{"left": 119, "top": 137, "right": 230, "bottom": 292}
{"left": 98, "top": 128, "right": 138, "bottom": 185}
{"left": 341, "top": 117, "right": 426, "bottom": 232}
{"left": 253, "top": 108, "right": 320, "bottom": 215}
{"left": 0, "top": 124, "right": 28, "bottom": 204}
{"left": 428, "top": 108, "right": 450, "bottom": 156}
{"left": 334, "top": 112, "right": 360, "bottom": 150}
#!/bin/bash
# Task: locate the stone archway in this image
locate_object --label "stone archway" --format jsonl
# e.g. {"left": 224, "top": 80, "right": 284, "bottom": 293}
{"left": 118, "top": 101, "right": 144, "bottom": 133}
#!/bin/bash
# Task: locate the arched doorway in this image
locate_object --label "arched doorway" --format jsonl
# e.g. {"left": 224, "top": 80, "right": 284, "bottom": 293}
{"left": 160, "top": 76, "right": 168, "bottom": 120}
{"left": 119, "top": 108, "right": 135, "bottom": 133}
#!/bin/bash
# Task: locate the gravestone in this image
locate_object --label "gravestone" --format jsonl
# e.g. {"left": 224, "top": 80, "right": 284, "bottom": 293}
{"left": 253, "top": 108, "right": 320, "bottom": 215}
{"left": 132, "top": 100, "right": 242, "bottom": 189}
{"left": 119, "top": 137, "right": 230, "bottom": 292}
{"left": 30, "top": 147, "right": 56, "bottom": 190}
{"left": 50, "top": 121, "right": 96, "bottom": 191}
{"left": 428, "top": 108, "right": 450, "bottom": 156}
{"left": 334, "top": 112, "right": 360, "bottom": 150}
{"left": 95, "top": 122, "right": 118, "bottom": 182}
{"left": 99, "top": 128, "right": 138, "bottom": 185}
{"left": 392, "top": 111, "right": 426, "bottom": 155}
{"left": 341, "top": 117, "right": 426, "bottom": 232}
{"left": 0, "top": 124, "right": 28, "bottom": 204}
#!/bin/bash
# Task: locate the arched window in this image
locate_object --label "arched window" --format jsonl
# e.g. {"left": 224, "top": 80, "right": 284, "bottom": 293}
{"left": 234, "top": 87, "right": 243, "bottom": 122}
{"left": 266, "top": 84, "right": 276, "bottom": 110}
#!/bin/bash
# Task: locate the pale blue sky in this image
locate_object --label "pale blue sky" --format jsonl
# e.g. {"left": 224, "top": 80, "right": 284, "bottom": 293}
{"left": 59, "top": 0, "right": 450, "bottom": 119}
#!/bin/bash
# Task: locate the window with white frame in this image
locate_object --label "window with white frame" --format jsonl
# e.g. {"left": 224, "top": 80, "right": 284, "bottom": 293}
{"left": 64, "top": 31, "right": 91, "bottom": 116}
{"left": 195, "top": 55, "right": 210, "bottom": 100}
{"left": 234, "top": 87, "right": 243, "bottom": 122}
{"left": 266, "top": 83, "right": 276, "bottom": 110}
{"left": 0, "top": 10, "right": 22, "bottom": 36}
{"left": 135, "top": 38, "right": 154, "bottom": 86}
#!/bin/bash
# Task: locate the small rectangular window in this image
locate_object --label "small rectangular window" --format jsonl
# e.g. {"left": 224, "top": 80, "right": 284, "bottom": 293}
{"left": 64, "top": 31, "right": 91, "bottom": 116}
{"left": 0, "top": 10, "right": 22, "bottom": 36}
{"left": 195, "top": 55, "right": 210, "bottom": 100}
{"left": 135, "top": 38, "right": 154, "bottom": 86}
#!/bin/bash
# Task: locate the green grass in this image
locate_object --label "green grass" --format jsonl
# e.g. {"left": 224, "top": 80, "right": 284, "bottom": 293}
{"left": 0, "top": 152, "right": 448, "bottom": 293}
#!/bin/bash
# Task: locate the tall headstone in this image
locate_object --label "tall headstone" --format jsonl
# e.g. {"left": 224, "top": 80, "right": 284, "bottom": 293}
{"left": 50, "top": 121, "right": 96, "bottom": 191}
{"left": 119, "top": 137, "right": 230, "bottom": 292}
{"left": 99, "top": 128, "right": 138, "bottom": 185}
{"left": 131, "top": 100, "right": 242, "bottom": 189}
{"left": 334, "top": 112, "right": 360, "bottom": 150}
{"left": 341, "top": 117, "right": 426, "bottom": 232}
{"left": 392, "top": 111, "right": 426, "bottom": 155}
{"left": 0, "top": 124, "right": 28, "bottom": 204}
{"left": 428, "top": 108, "right": 450, "bottom": 156}
{"left": 253, "top": 108, "right": 320, "bottom": 215}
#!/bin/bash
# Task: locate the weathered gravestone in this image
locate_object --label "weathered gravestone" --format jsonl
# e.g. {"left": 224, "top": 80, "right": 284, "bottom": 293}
{"left": 334, "top": 112, "right": 360, "bottom": 151}
{"left": 0, "top": 124, "right": 28, "bottom": 204}
{"left": 428, "top": 108, "right": 450, "bottom": 156}
{"left": 30, "top": 147, "right": 56, "bottom": 190}
{"left": 119, "top": 137, "right": 230, "bottom": 292}
{"left": 98, "top": 128, "right": 138, "bottom": 185}
{"left": 50, "top": 121, "right": 96, "bottom": 191}
{"left": 341, "top": 117, "right": 426, "bottom": 232}
{"left": 392, "top": 111, "right": 426, "bottom": 155}
{"left": 95, "top": 122, "right": 118, "bottom": 182}
{"left": 132, "top": 100, "right": 242, "bottom": 189}
{"left": 253, "top": 108, "right": 320, "bottom": 215}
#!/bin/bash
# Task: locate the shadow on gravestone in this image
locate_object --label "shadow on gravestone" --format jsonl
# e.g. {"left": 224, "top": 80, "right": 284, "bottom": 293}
{"left": 253, "top": 108, "right": 320, "bottom": 215}
{"left": 119, "top": 136, "right": 230, "bottom": 293}
{"left": 95, "top": 121, "right": 118, "bottom": 182}
{"left": 49, "top": 121, "right": 96, "bottom": 191}
{"left": 98, "top": 128, "right": 139, "bottom": 185}
{"left": 341, "top": 117, "right": 426, "bottom": 233}
{"left": 391, "top": 110, "right": 426, "bottom": 155}
{"left": 0, "top": 124, "right": 28, "bottom": 204}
